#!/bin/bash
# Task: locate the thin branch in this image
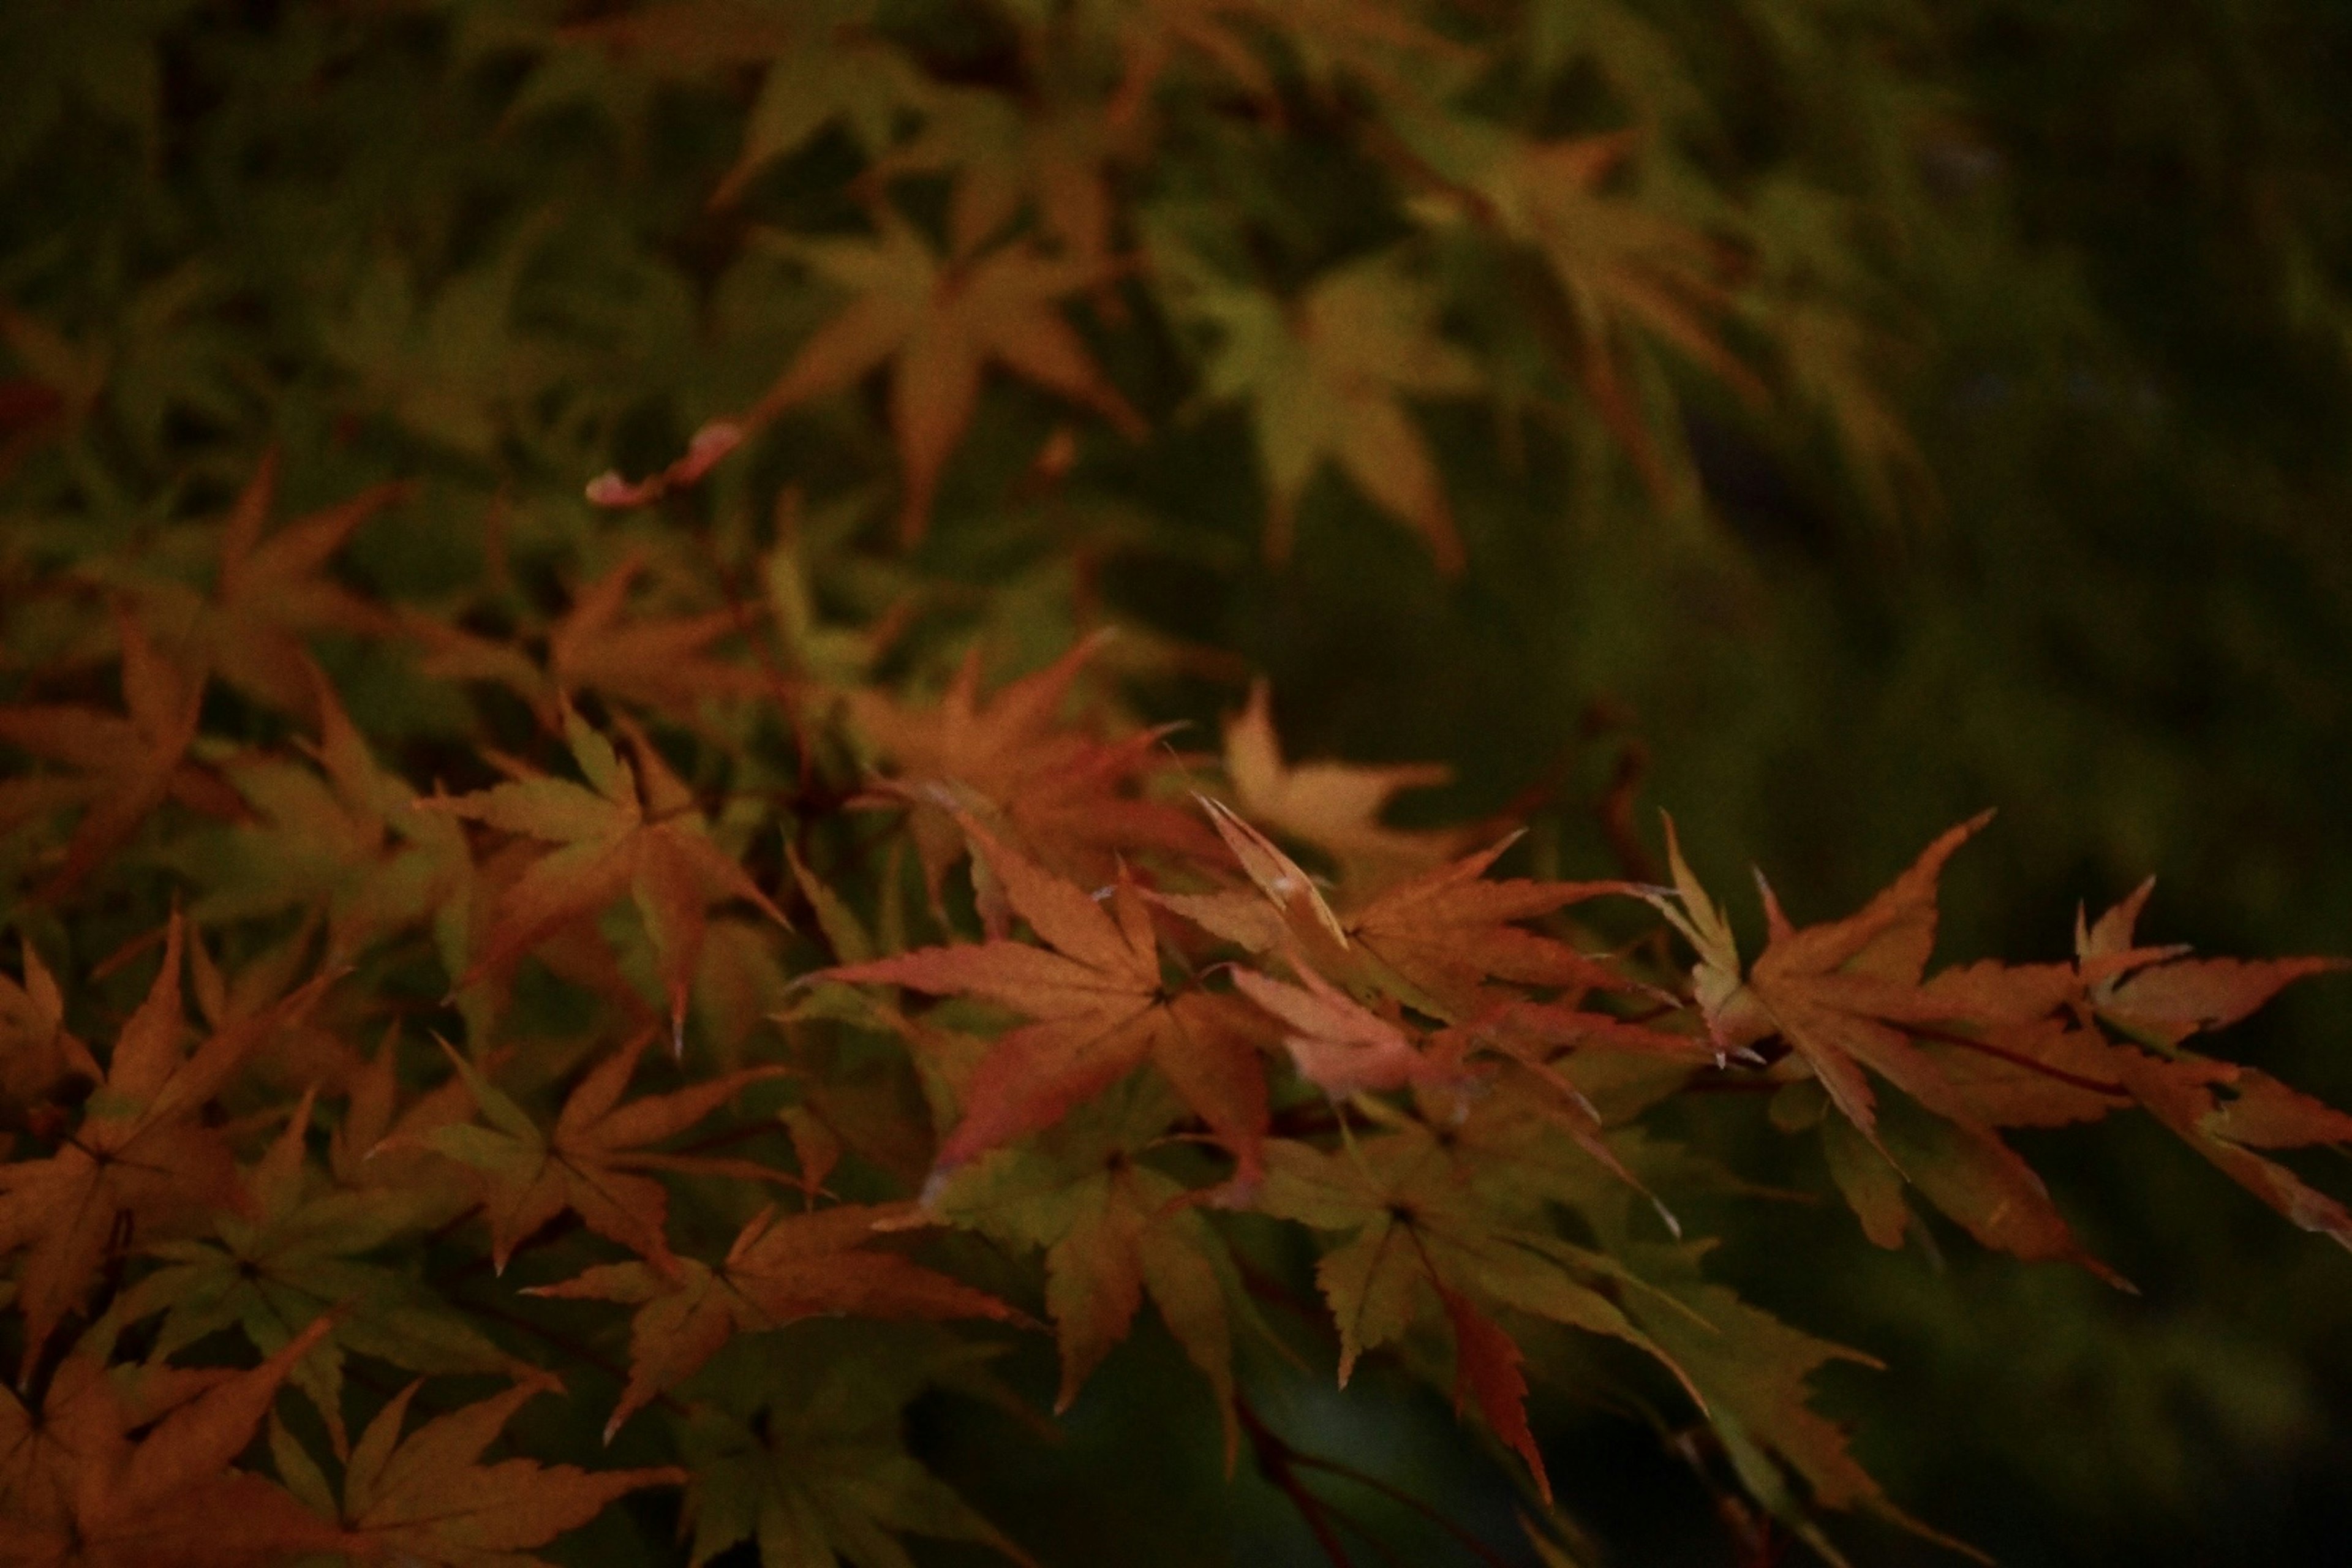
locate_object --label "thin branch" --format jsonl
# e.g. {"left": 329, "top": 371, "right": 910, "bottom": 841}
{"left": 1285, "top": 1447, "right": 1526, "bottom": 1568}
{"left": 1238, "top": 1398, "right": 1354, "bottom": 1568}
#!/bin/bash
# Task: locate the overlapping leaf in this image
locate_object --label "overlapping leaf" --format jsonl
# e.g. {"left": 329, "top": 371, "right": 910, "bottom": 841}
{"left": 0, "top": 916, "right": 307, "bottom": 1377}
{"left": 735, "top": 211, "right": 1143, "bottom": 543}
{"left": 528, "top": 1202, "right": 1022, "bottom": 1441}
{"left": 845, "top": 633, "right": 1218, "bottom": 913}
{"left": 0, "top": 1318, "right": 346, "bottom": 1567}
{"left": 0, "top": 612, "right": 237, "bottom": 899}
{"left": 420, "top": 1030, "right": 787, "bottom": 1274}
{"left": 827, "top": 815, "right": 1270, "bottom": 1180}
{"left": 425, "top": 712, "right": 784, "bottom": 1044}
{"left": 268, "top": 1377, "right": 682, "bottom": 1568}
{"left": 927, "top": 1079, "right": 1243, "bottom": 1451}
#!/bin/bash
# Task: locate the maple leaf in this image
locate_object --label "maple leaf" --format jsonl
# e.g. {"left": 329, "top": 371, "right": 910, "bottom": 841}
{"left": 159, "top": 450, "right": 409, "bottom": 722}
{"left": 527, "top": 1202, "right": 1022, "bottom": 1441}
{"left": 2078, "top": 878, "right": 2345, "bottom": 1049}
{"left": 928, "top": 1077, "right": 1244, "bottom": 1453}
{"left": 0, "top": 609, "right": 240, "bottom": 900}
{"left": 268, "top": 1376, "right": 683, "bottom": 1568}
{"left": 2073, "top": 883, "right": 2352, "bottom": 1248}
{"left": 676, "top": 1348, "right": 1031, "bottom": 1568}
{"left": 1654, "top": 816, "right": 2120, "bottom": 1279}
{"left": 425, "top": 710, "right": 785, "bottom": 1045}
{"left": 1103, "top": 0, "right": 1471, "bottom": 128}
{"left": 1159, "top": 246, "right": 1482, "bottom": 570}
{"left": 737, "top": 211, "right": 1144, "bottom": 543}
{"left": 1229, "top": 964, "right": 1447, "bottom": 1100}
{"left": 1258, "top": 1125, "right": 1691, "bottom": 1502}
{"left": 825, "top": 816, "right": 1270, "bottom": 1181}
{"left": 1, "top": 938, "right": 97, "bottom": 1122}
{"left": 867, "top": 85, "right": 1131, "bottom": 271}
{"left": 543, "top": 550, "right": 766, "bottom": 715}
{"left": 845, "top": 633, "right": 1221, "bottom": 915}
{"left": 190, "top": 666, "right": 467, "bottom": 963}
{"left": 0, "top": 915, "right": 309, "bottom": 1378}
{"left": 176, "top": 921, "right": 365, "bottom": 1099}
{"left": 1400, "top": 120, "right": 1756, "bottom": 494}
{"left": 706, "top": 4, "right": 916, "bottom": 206}
{"left": 101, "top": 1088, "right": 513, "bottom": 1455}
{"left": 404, "top": 551, "right": 764, "bottom": 720}
{"left": 1221, "top": 679, "right": 1464, "bottom": 891}
{"left": 0, "top": 1316, "right": 350, "bottom": 1568}
{"left": 1621, "top": 1243, "right": 1985, "bottom": 1564}
{"left": 420, "top": 1030, "right": 788, "bottom": 1275}
{"left": 0, "top": 305, "right": 100, "bottom": 481}
{"left": 1161, "top": 800, "right": 1638, "bottom": 1023}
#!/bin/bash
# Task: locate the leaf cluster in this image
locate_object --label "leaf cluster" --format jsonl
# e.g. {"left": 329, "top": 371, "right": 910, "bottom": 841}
{"left": 4, "top": 1, "right": 2351, "bottom": 1564}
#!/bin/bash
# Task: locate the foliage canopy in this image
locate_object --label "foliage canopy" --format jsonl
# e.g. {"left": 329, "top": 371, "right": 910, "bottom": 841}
{"left": 6, "top": 1, "right": 2351, "bottom": 1564}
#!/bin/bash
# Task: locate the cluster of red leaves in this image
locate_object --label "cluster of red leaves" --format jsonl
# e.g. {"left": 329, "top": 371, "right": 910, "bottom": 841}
{"left": 1, "top": 452, "right": 2345, "bottom": 1568}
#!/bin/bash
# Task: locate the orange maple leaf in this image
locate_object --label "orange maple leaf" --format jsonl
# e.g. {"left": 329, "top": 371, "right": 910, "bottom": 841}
{"left": 0, "top": 1317, "right": 348, "bottom": 1567}
{"left": 545, "top": 551, "right": 766, "bottom": 715}
{"left": 1227, "top": 964, "right": 1456, "bottom": 1100}
{"left": 2074, "top": 881, "right": 2352, "bottom": 1248}
{"left": 271, "top": 1376, "right": 683, "bottom": 1566}
{"left": 426, "top": 710, "right": 784, "bottom": 1046}
{"left": 1656, "top": 815, "right": 2120, "bottom": 1279}
{"left": 0, "top": 611, "right": 241, "bottom": 900}
{"left": 741, "top": 211, "right": 1144, "bottom": 543}
{"left": 846, "top": 633, "right": 1220, "bottom": 918}
{"left": 867, "top": 85, "right": 1131, "bottom": 271}
{"left": 1, "top": 938, "right": 97, "bottom": 1119}
{"left": 195, "top": 451, "right": 409, "bottom": 721}
{"left": 0, "top": 915, "right": 309, "bottom": 1376}
{"left": 1106, "top": 0, "right": 1467, "bottom": 129}
{"left": 527, "top": 1202, "right": 1023, "bottom": 1441}
{"left": 405, "top": 550, "right": 764, "bottom": 721}
{"left": 1161, "top": 801, "right": 1638, "bottom": 1022}
{"left": 827, "top": 817, "right": 1270, "bottom": 1181}
{"left": 1404, "top": 124, "right": 1756, "bottom": 498}
{"left": 1220, "top": 680, "right": 1464, "bottom": 891}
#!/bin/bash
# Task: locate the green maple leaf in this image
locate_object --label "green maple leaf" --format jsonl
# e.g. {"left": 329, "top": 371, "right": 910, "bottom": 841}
{"left": 320, "top": 246, "right": 572, "bottom": 459}
{"left": 527, "top": 1200, "right": 1022, "bottom": 1442}
{"left": 187, "top": 669, "right": 467, "bottom": 965}
{"left": 1400, "top": 116, "right": 1755, "bottom": 495}
{"left": 418, "top": 1030, "right": 788, "bottom": 1275}
{"left": 1622, "top": 1243, "right": 1986, "bottom": 1566}
{"left": 927, "top": 1076, "right": 1246, "bottom": 1456}
{"left": 1155, "top": 245, "right": 1482, "bottom": 571}
{"left": 677, "top": 1343, "right": 1030, "bottom": 1568}
{"left": 1259, "top": 1116, "right": 1692, "bottom": 1501}
{"left": 97, "top": 1089, "right": 513, "bottom": 1456}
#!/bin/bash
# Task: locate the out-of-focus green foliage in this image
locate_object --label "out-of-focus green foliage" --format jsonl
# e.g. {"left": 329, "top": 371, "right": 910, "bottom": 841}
{"left": 5, "top": 1, "right": 2350, "bottom": 1563}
